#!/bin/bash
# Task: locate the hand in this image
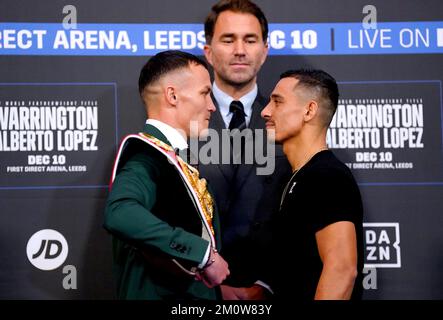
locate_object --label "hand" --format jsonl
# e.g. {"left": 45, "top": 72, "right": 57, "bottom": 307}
{"left": 221, "top": 285, "right": 241, "bottom": 300}
{"left": 221, "top": 284, "right": 268, "bottom": 300}
{"left": 196, "top": 249, "right": 230, "bottom": 288}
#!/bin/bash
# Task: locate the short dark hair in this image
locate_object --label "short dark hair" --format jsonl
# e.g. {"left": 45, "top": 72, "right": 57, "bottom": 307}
{"left": 138, "top": 50, "right": 208, "bottom": 96}
{"left": 204, "top": 0, "right": 268, "bottom": 44}
{"left": 280, "top": 69, "right": 339, "bottom": 126}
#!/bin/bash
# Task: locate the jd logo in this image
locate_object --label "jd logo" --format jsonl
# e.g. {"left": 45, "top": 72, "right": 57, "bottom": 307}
{"left": 32, "top": 240, "right": 62, "bottom": 259}
{"left": 26, "top": 229, "right": 69, "bottom": 270}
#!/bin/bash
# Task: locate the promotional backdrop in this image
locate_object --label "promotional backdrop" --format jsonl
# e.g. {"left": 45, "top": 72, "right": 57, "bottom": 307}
{"left": 1, "top": 0, "right": 442, "bottom": 299}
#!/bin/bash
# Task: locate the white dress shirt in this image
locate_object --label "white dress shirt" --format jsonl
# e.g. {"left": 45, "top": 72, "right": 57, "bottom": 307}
{"left": 146, "top": 119, "right": 188, "bottom": 150}
{"left": 212, "top": 82, "right": 258, "bottom": 128}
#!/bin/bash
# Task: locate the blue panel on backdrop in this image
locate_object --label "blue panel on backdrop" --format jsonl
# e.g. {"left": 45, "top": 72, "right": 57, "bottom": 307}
{"left": 1, "top": 21, "right": 443, "bottom": 55}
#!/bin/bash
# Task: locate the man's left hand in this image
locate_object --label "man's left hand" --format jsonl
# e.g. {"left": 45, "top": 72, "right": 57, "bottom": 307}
{"left": 221, "top": 284, "right": 268, "bottom": 300}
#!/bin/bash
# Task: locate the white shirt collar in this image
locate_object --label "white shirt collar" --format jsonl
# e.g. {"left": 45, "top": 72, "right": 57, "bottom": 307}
{"left": 212, "top": 82, "right": 257, "bottom": 127}
{"left": 145, "top": 119, "right": 188, "bottom": 150}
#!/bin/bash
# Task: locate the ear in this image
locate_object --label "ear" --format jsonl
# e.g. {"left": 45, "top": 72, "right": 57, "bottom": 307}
{"left": 165, "top": 86, "right": 178, "bottom": 106}
{"left": 304, "top": 100, "right": 318, "bottom": 122}
{"left": 203, "top": 44, "right": 213, "bottom": 66}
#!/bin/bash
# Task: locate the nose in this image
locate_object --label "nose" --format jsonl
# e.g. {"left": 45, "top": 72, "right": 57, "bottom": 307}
{"left": 261, "top": 102, "right": 271, "bottom": 119}
{"left": 233, "top": 39, "right": 246, "bottom": 56}
{"left": 208, "top": 96, "right": 216, "bottom": 112}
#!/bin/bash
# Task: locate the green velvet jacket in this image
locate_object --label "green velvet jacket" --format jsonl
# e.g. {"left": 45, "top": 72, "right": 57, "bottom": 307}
{"left": 104, "top": 124, "right": 221, "bottom": 300}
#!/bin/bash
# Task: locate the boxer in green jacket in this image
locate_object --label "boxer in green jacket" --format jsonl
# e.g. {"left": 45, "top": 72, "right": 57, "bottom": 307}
{"left": 104, "top": 50, "right": 230, "bottom": 300}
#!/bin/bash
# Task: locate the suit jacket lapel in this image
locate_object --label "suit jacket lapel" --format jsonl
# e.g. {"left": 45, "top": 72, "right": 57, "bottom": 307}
{"left": 249, "top": 94, "right": 267, "bottom": 130}
{"left": 208, "top": 94, "right": 236, "bottom": 183}
{"left": 234, "top": 94, "right": 268, "bottom": 192}
{"left": 209, "top": 92, "right": 226, "bottom": 132}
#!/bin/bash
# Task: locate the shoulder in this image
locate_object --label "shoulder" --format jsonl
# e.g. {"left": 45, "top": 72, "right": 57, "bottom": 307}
{"left": 302, "top": 151, "right": 363, "bottom": 229}
{"left": 303, "top": 151, "right": 357, "bottom": 188}
{"left": 307, "top": 150, "right": 352, "bottom": 175}
{"left": 116, "top": 135, "right": 169, "bottom": 175}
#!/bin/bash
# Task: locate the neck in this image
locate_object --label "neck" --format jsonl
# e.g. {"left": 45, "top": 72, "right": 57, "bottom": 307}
{"left": 282, "top": 132, "right": 328, "bottom": 172}
{"left": 214, "top": 76, "right": 256, "bottom": 100}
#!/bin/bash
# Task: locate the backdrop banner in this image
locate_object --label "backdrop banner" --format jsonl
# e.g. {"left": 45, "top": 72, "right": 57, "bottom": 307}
{"left": 1, "top": 0, "right": 442, "bottom": 299}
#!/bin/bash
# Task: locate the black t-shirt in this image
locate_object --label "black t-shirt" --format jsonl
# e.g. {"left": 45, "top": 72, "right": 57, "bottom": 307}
{"left": 273, "top": 150, "right": 364, "bottom": 300}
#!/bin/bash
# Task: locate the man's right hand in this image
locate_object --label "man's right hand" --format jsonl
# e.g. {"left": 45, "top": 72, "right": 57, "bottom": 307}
{"left": 196, "top": 248, "right": 230, "bottom": 288}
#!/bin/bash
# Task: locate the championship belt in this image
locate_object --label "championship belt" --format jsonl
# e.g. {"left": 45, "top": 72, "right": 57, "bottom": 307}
{"left": 139, "top": 133, "right": 215, "bottom": 237}
{"left": 110, "top": 132, "right": 215, "bottom": 276}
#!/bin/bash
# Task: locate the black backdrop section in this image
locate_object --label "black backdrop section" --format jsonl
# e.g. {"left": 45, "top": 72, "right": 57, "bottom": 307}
{"left": 0, "top": 0, "right": 442, "bottom": 299}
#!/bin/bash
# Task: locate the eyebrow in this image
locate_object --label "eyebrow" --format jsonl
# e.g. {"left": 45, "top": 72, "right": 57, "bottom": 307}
{"left": 270, "top": 93, "right": 283, "bottom": 100}
{"left": 220, "top": 33, "right": 260, "bottom": 39}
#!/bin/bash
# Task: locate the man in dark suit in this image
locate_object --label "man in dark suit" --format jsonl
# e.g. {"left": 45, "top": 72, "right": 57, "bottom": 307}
{"left": 199, "top": 0, "right": 291, "bottom": 299}
{"left": 104, "top": 50, "right": 230, "bottom": 300}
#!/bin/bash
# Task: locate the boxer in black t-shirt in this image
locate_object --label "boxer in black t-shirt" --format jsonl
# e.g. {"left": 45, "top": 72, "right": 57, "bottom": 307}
{"left": 261, "top": 69, "right": 363, "bottom": 300}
